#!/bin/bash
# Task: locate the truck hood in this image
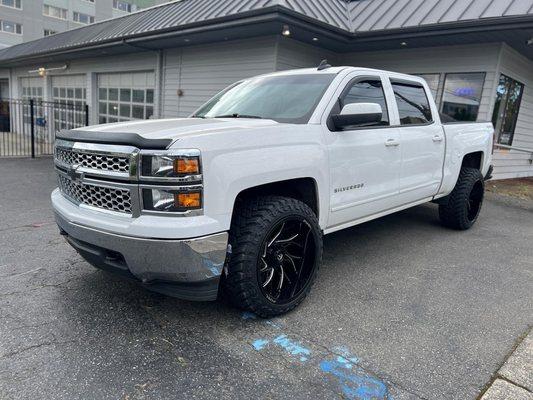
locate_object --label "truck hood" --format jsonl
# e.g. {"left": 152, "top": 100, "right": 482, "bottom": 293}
{"left": 78, "top": 118, "right": 281, "bottom": 141}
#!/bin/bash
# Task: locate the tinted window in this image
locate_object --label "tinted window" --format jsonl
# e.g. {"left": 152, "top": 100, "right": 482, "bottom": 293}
{"left": 392, "top": 82, "right": 432, "bottom": 125}
{"left": 441, "top": 73, "right": 485, "bottom": 122}
{"left": 414, "top": 73, "right": 440, "bottom": 100}
{"left": 342, "top": 79, "right": 389, "bottom": 126}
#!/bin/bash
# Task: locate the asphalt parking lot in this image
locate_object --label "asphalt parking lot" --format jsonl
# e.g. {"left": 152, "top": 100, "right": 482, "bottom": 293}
{"left": 0, "top": 157, "right": 532, "bottom": 400}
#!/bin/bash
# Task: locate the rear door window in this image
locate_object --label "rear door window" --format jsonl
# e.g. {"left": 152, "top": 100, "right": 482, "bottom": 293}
{"left": 391, "top": 82, "right": 433, "bottom": 125}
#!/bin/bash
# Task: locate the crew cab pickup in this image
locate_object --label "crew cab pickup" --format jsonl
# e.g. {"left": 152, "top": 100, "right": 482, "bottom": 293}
{"left": 52, "top": 65, "right": 493, "bottom": 316}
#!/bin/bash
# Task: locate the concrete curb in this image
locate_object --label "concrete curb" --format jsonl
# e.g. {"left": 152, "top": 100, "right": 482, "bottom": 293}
{"left": 481, "top": 329, "right": 533, "bottom": 399}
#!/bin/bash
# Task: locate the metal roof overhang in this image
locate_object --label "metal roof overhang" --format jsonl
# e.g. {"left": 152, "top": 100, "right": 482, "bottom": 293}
{"left": 1, "top": 7, "right": 533, "bottom": 68}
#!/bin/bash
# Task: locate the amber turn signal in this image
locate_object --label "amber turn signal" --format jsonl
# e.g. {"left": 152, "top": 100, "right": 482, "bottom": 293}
{"left": 174, "top": 157, "right": 200, "bottom": 175}
{"left": 175, "top": 192, "right": 201, "bottom": 209}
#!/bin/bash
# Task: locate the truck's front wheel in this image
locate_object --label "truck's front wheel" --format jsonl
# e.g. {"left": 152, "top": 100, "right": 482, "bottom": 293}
{"left": 223, "top": 196, "right": 322, "bottom": 317}
{"left": 439, "top": 167, "right": 485, "bottom": 230}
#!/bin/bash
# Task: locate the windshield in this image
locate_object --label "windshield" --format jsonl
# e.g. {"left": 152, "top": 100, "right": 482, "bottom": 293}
{"left": 193, "top": 74, "right": 336, "bottom": 124}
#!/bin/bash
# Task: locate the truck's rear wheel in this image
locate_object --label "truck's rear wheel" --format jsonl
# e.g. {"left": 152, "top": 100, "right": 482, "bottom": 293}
{"left": 439, "top": 167, "right": 485, "bottom": 230}
{"left": 223, "top": 196, "right": 322, "bottom": 317}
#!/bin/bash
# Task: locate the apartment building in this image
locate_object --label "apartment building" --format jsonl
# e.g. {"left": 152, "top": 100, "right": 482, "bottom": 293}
{"left": 0, "top": 0, "right": 168, "bottom": 49}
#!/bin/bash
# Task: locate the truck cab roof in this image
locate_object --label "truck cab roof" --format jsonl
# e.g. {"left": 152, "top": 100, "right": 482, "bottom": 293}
{"left": 254, "top": 66, "right": 427, "bottom": 86}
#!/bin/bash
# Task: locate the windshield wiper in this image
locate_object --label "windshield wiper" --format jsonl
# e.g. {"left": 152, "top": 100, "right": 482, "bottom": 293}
{"left": 213, "top": 113, "right": 263, "bottom": 119}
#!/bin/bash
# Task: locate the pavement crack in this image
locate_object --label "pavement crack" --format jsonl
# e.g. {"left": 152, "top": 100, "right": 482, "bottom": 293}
{"left": 0, "top": 267, "right": 44, "bottom": 279}
{"left": 0, "top": 339, "right": 77, "bottom": 360}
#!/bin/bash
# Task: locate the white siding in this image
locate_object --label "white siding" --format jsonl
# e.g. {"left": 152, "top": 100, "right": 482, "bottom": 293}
{"left": 493, "top": 44, "right": 533, "bottom": 179}
{"left": 162, "top": 37, "right": 277, "bottom": 118}
{"left": 275, "top": 37, "right": 340, "bottom": 70}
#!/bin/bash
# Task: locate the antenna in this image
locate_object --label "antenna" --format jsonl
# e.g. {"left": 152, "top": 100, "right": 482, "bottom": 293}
{"left": 317, "top": 59, "right": 332, "bottom": 71}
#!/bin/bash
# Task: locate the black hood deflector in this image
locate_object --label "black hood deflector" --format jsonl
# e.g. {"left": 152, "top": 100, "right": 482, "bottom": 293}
{"left": 56, "top": 130, "right": 172, "bottom": 150}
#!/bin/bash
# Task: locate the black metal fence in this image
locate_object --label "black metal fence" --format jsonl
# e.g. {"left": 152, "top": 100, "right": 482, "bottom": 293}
{"left": 0, "top": 99, "right": 89, "bottom": 158}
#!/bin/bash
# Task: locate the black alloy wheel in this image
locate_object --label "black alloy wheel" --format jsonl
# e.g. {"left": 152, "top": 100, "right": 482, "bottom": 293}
{"left": 223, "top": 196, "right": 323, "bottom": 317}
{"left": 258, "top": 218, "right": 316, "bottom": 304}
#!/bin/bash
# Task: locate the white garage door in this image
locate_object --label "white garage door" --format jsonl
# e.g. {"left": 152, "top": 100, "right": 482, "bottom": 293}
{"left": 51, "top": 75, "right": 87, "bottom": 129}
{"left": 97, "top": 71, "right": 155, "bottom": 124}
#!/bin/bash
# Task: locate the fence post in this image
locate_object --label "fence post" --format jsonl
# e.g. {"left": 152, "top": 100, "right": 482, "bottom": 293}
{"left": 30, "top": 99, "right": 35, "bottom": 159}
{"left": 85, "top": 104, "right": 89, "bottom": 126}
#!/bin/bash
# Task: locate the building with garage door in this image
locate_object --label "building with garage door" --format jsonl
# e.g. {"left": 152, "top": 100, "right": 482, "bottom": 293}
{"left": 0, "top": 0, "right": 532, "bottom": 179}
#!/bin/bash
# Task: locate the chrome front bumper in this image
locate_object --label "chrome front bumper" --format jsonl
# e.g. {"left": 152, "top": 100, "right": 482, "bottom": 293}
{"left": 55, "top": 212, "right": 228, "bottom": 301}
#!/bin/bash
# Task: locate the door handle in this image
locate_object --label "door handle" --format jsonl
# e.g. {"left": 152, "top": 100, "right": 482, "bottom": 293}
{"left": 433, "top": 135, "right": 443, "bottom": 142}
{"left": 385, "top": 139, "right": 400, "bottom": 147}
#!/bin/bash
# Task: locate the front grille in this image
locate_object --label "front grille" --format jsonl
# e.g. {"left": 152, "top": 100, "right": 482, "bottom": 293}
{"left": 55, "top": 147, "right": 130, "bottom": 173}
{"left": 58, "top": 175, "right": 132, "bottom": 214}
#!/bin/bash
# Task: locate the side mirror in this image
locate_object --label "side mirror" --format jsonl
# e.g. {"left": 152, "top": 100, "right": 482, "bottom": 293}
{"left": 332, "top": 103, "right": 383, "bottom": 130}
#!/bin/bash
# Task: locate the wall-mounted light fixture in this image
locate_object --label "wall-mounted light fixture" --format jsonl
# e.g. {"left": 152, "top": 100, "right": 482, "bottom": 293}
{"left": 28, "top": 65, "right": 68, "bottom": 76}
{"left": 527, "top": 38, "right": 533, "bottom": 46}
{"left": 282, "top": 24, "right": 291, "bottom": 37}
{"left": 400, "top": 41, "right": 408, "bottom": 47}
{"left": 312, "top": 37, "right": 319, "bottom": 42}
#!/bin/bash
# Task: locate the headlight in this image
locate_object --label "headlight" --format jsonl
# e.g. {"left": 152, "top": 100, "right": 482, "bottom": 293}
{"left": 141, "top": 153, "right": 201, "bottom": 178}
{"left": 142, "top": 187, "right": 202, "bottom": 213}
{"left": 139, "top": 150, "right": 203, "bottom": 214}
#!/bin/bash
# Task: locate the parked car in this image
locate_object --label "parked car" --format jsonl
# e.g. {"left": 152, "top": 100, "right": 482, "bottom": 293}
{"left": 52, "top": 65, "right": 493, "bottom": 316}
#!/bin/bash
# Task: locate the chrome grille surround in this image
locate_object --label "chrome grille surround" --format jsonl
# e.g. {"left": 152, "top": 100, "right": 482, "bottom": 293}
{"left": 58, "top": 174, "right": 133, "bottom": 214}
{"left": 54, "top": 139, "right": 139, "bottom": 181}
{"left": 54, "top": 139, "right": 203, "bottom": 218}
{"left": 55, "top": 147, "right": 130, "bottom": 174}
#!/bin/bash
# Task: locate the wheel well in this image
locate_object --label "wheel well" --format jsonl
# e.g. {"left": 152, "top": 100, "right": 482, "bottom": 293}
{"left": 461, "top": 151, "right": 483, "bottom": 170}
{"left": 233, "top": 178, "right": 319, "bottom": 217}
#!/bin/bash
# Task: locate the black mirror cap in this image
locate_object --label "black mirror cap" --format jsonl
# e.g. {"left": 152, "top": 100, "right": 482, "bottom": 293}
{"left": 331, "top": 112, "right": 382, "bottom": 131}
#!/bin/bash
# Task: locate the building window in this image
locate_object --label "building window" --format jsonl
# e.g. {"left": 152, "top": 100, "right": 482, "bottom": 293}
{"left": 492, "top": 74, "right": 524, "bottom": 146}
{"left": 1, "top": 0, "right": 22, "bottom": 10}
{"left": 341, "top": 79, "right": 389, "bottom": 126}
{"left": 73, "top": 12, "right": 95, "bottom": 24}
{"left": 391, "top": 81, "right": 433, "bottom": 125}
{"left": 0, "top": 20, "right": 22, "bottom": 35}
{"left": 414, "top": 73, "right": 440, "bottom": 101}
{"left": 20, "top": 77, "right": 44, "bottom": 124}
{"left": 97, "top": 72, "right": 155, "bottom": 124}
{"left": 113, "top": 0, "right": 137, "bottom": 12}
{"left": 52, "top": 76, "right": 87, "bottom": 131}
{"left": 44, "top": 29, "right": 57, "bottom": 36}
{"left": 43, "top": 4, "right": 67, "bottom": 20}
{"left": 441, "top": 73, "right": 485, "bottom": 122}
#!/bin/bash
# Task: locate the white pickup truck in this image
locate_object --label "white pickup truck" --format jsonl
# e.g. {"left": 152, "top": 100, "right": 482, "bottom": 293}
{"left": 52, "top": 65, "right": 493, "bottom": 316}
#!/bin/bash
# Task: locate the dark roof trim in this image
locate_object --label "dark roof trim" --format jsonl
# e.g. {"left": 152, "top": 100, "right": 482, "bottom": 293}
{"left": 1, "top": 4, "right": 533, "bottom": 65}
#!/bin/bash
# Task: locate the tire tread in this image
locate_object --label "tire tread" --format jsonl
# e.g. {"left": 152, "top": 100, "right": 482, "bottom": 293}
{"left": 439, "top": 167, "right": 484, "bottom": 230}
{"left": 223, "top": 196, "right": 322, "bottom": 317}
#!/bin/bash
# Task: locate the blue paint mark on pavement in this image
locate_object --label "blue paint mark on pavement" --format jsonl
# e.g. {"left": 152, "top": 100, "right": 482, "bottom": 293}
{"left": 334, "top": 346, "right": 359, "bottom": 364}
{"left": 273, "top": 335, "right": 311, "bottom": 361}
{"left": 252, "top": 339, "right": 269, "bottom": 350}
{"left": 265, "top": 320, "right": 282, "bottom": 329}
{"left": 249, "top": 333, "right": 389, "bottom": 398}
{"left": 320, "top": 359, "right": 388, "bottom": 400}
{"left": 241, "top": 311, "right": 257, "bottom": 320}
